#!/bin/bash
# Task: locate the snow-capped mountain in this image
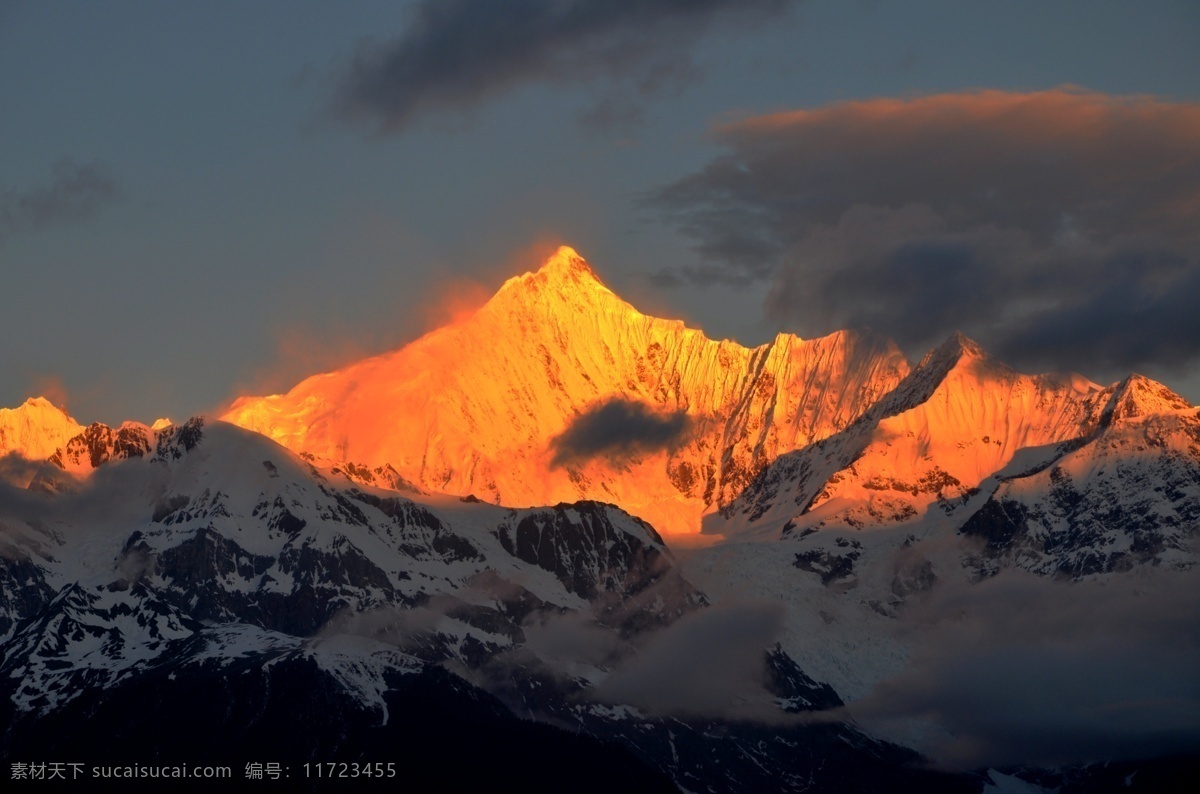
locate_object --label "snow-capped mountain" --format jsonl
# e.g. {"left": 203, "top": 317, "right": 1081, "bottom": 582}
{"left": 712, "top": 333, "right": 1108, "bottom": 539}
{"left": 0, "top": 398, "right": 84, "bottom": 465}
{"left": 0, "top": 418, "right": 969, "bottom": 791}
{"left": 2, "top": 247, "right": 1197, "bottom": 790}
{"left": 225, "top": 247, "right": 909, "bottom": 535}
{"left": 959, "top": 375, "right": 1200, "bottom": 578}
{"left": 710, "top": 334, "right": 1199, "bottom": 575}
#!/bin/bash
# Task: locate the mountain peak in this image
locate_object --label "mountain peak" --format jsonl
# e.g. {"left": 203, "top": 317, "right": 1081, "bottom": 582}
{"left": 0, "top": 396, "right": 85, "bottom": 461}
{"left": 872, "top": 332, "right": 1012, "bottom": 419}
{"left": 224, "top": 246, "right": 916, "bottom": 534}
{"left": 488, "top": 246, "right": 620, "bottom": 316}
{"left": 531, "top": 245, "right": 608, "bottom": 294}
{"left": 911, "top": 331, "right": 995, "bottom": 381}
{"left": 0, "top": 396, "right": 78, "bottom": 427}
{"left": 938, "top": 330, "right": 988, "bottom": 361}
{"left": 17, "top": 396, "right": 72, "bottom": 416}
{"left": 1101, "top": 373, "right": 1193, "bottom": 424}
{"left": 541, "top": 245, "right": 595, "bottom": 279}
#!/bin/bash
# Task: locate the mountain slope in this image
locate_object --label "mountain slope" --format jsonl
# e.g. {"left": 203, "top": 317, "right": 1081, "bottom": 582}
{"left": 225, "top": 247, "right": 909, "bottom": 534}
{"left": 710, "top": 333, "right": 1118, "bottom": 540}
{"left": 0, "top": 417, "right": 692, "bottom": 716}
{"left": 960, "top": 375, "right": 1200, "bottom": 577}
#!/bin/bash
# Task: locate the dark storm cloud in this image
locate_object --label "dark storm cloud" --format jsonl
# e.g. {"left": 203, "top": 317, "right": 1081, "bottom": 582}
{"left": 996, "top": 244, "right": 1200, "bottom": 372}
{"left": 549, "top": 397, "right": 692, "bottom": 467}
{"left": 0, "top": 159, "right": 118, "bottom": 244}
{"left": 848, "top": 568, "right": 1200, "bottom": 770}
{"left": 330, "top": 0, "right": 795, "bottom": 133}
{"left": 651, "top": 89, "right": 1200, "bottom": 377}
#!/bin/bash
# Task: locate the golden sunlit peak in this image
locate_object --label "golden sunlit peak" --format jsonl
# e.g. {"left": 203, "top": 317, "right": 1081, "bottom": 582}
{"left": 922, "top": 330, "right": 989, "bottom": 368}
{"left": 945, "top": 330, "right": 986, "bottom": 357}
{"left": 540, "top": 245, "right": 597, "bottom": 280}
{"left": 491, "top": 245, "right": 615, "bottom": 311}
{"left": 13, "top": 396, "right": 74, "bottom": 420}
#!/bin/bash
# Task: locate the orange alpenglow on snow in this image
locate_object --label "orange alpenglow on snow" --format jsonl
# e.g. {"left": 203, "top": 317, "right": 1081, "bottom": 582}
{"left": 741, "top": 334, "right": 1112, "bottom": 537}
{"left": 708, "top": 333, "right": 1199, "bottom": 542}
{"left": 0, "top": 397, "right": 85, "bottom": 461}
{"left": 223, "top": 246, "right": 910, "bottom": 535}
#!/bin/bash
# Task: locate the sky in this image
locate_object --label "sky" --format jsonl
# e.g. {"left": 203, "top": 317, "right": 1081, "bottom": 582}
{"left": 2, "top": 0, "right": 1199, "bottom": 425}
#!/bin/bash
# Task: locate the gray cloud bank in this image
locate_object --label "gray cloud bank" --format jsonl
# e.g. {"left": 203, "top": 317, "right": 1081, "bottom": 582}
{"left": 651, "top": 89, "right": 1200, "bottom": 378}
{"left": 0, "top": 159, "right": 117, "bottom": 245}
{"left": 493, "top": 599, "right": 790, "bottom": 721}
{"left": 592, "top": 600, "right": 786, "bottom": 719}
{"left": 549, "top": 397, "right": 692, "bottom": 467}
{"left": 848, "top": 567, "right": 1200, "bottom": 770}
{"left": 330, "top": 0, "right": 796, "bottom": 133}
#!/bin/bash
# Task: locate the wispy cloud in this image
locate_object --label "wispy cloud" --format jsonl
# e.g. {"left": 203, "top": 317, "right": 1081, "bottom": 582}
{"left": 1, "top": 159, "right": 118, "bottom": 245}
{"left": 328, "top": 0, "right": 797, "bottom": 134}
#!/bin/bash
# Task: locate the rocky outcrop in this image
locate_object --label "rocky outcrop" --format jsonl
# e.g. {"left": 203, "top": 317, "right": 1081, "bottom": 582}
{"left": 50, "top": 422, "right": 153, "bottom": 470}
{"left": 495, "top": 501, "right": 670, "bottom": 601}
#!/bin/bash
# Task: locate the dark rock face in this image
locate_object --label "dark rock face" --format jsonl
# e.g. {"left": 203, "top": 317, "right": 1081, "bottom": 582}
{"left": 333, "top": 462, "right": 424, "bottom": 495}
{"left": 0, "top": 554, "right": 55, "bottom": 637}
{"left": 155, "top": 527, "right": 372, "bottom": 636}
{"left": 154, "top": 417, "right": 204, "bottom": 462}
{"left": 152, "top": 494, "right": 191, "bottom": 523}
{"left": 959, "top": 498, "right": 1030, "bottom": 558}
{"left": 0, "top": 582, "right": 199, "bottom": 712}
{"left": 493, "top": 502, "right": 706, "bottom": 637}
{"left": 50, "top": 423, "right": 152, "bottom": 469}
{"left": 346, "top": 489, "right": 480, "bottom": 563}
{"left": 765, "top": 645, "right": 843, "bottom": 711}
{"left": 43, "top": 416, "right": 205, "bottom": 472}
{"left": 794, "top": 537, "right": 862, "bottom": 586}
{"left": 159, "top": 528, "right": 273, "bottom": 590}
{"left": 147, "top": 519, "right": 416, "bottom": 637}
{"left": 495, "top": 501, "right": 670, "bottom": 601}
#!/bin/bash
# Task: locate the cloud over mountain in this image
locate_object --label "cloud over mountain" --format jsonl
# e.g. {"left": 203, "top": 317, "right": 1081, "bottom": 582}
{"left": 849, "top": 568, "right": 1200, "bottom": 769}
{"left": 593, "top": 600, "right": 786, "bottom": 719}
{"left": 550, "top": 397, "right": 692, "bottom": 467}
{"left": 651, "top": 88, "right": 1200, "bottom": 378}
